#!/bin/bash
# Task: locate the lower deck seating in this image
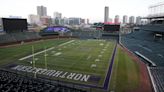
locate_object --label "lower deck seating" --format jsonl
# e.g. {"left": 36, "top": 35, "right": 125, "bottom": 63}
{"left": 150, "top": 67, "right": 164, "bottom": 92}
{"left": 121, "top": 30, "right": 164, "bottom": 92}
{"left": 0, "top": 32, "right": 41, "bottom": 44}
{"left": 0, "top": 69, "right": 86, "bottom": 92}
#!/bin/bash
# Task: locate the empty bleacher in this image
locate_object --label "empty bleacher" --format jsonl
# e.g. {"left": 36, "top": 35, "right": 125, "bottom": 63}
{"left": 10, "top": 32, "right": 28, "bottom": 41}
{"left": 150, "top": 67, "right": 164, "bottom": 92}
{"left": 0, "top": 32, "right": 41, "bottom": 44}
{"left": 121, "top": 30, "right": 164, "bottom": 66}
{"left": 121, "top": 29, "right": 164, "bottom": 92}
{"left": 0, "top": 34, "right": 16, "bottom": 44}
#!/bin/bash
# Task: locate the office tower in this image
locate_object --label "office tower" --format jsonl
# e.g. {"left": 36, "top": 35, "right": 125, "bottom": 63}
{"left": 53, "top": 12, "right": 62, "bottom": 25}
{"left": 81, "top": 19, "right": 85, "bottom": 24}
{"left": 69, "top": 18, "right": 81, "bottom": 25}
{"left": 37, "top": 6, "right": 47, "bottom": 16}
{"left": 28, "top": 14, "right": 41, "bottom": 25}
{"left": 136, "top": 16, "right": 141, "bottom": 25}
{"left": 87, "top": 19, "right": 89, "bottom": 24}
{"left": 123, "top": 15, "right": 128, "bottom": 24}
{"left": 129, "top": 16, "right": 135, "bottom": 24}
{"left": 54, "top": 12, "right": 62, "bottom": 19}
{"left": 104, "top": 6, "right": 109, "bottom": 22}
{"left": 114, "top": 15, "right": 120, "bottom": 24}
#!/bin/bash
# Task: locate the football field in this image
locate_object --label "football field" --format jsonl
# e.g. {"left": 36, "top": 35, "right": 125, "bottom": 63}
{"left": 2, "top": 39, "right": 116, "bottom": 87}
{"left": 0, "top": 39, "right": 145, "bottom": 91}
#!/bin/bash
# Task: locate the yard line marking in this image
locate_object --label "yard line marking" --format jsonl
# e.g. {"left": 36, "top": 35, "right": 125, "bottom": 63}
{"left": 86, "top": 55, "right": 91, "bottom": 60}
{"left": 54, "top": 52, "right": 62, "bottom": 56}
{"left": 19, "top": 47, "right": 54, "bottom": 61}
{"left": 95, "top": 59, "right": 100, "bottom": 62}
{"left": 19, "top": 40, "right": 74, "bottom": 61}
{"left": 91, "top": 64, "right": 97, "bottom": 68}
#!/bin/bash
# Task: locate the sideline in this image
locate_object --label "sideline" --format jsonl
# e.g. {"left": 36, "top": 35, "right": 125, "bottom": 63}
{"left": 103, "top": 43, "right": 117, "bottom": 90}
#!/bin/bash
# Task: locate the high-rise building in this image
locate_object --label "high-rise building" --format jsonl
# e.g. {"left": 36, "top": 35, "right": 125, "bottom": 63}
{"left": 28, "top": 14, "right": 40, "bottom": 25}
{"left": 40, "top": 16, "right": 52, "bottom": 26}
{"left": 53, "top": 12, "right": 62, "bottom": 25}
{"left": 129, "top": 16, "right": 135, "bottom": 24}
{"left": 136, "top": 16, "right": 141, "bottom": 25}
{"left": 104, "top": 6, "right": 109, "bottom": 22}
{"left": 123, "top": 15, "right": 128, "bottom": 24}
{"left": 37, "top": 6, "right": 47, "bottom": 16}
{"left": 114, "top": 15, "right": 120, "bottom": 24}
{"left": 63, "top": 17, "right": 69, "bottom": 25}
{"left": 54, "top": 12, "right": 62, "bottom": 19}
{"left": 81, "top": 19, "right": 85, "bottom": 24}
{"left": 87, "top": 19, "right": 89, "bottom": 24}
{"left": 69, "top": 18, "right": 81, "bottom": 25}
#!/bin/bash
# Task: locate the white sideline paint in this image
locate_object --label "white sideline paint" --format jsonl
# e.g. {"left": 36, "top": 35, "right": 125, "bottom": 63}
{"left": 19, "top": 40, "right": 74, "bottom": 61}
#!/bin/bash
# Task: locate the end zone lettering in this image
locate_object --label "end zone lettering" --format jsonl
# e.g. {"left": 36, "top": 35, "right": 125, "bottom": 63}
{"left": 11, "top": 65, "right": 90, "bottom": 82}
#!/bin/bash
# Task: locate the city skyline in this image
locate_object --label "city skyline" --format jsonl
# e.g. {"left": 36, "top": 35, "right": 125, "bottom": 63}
{"left": 0, "top": 0, "right": 163, "bottom": 23}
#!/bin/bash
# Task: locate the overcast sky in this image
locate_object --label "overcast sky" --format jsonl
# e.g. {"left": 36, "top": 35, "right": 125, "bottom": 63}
{"left": 0, "top": 0, "right": 163, "bottom": 23}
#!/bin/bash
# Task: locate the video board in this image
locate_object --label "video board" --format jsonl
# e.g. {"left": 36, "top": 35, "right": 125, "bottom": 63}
{"left": 2, "top": 18, "right": 27, "bottom": 32}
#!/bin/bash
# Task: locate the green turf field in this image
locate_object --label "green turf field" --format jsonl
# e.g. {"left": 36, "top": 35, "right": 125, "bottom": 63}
{"left": 0, "top": 39, "right": 116, "bottom": 86}
{"left": 0, "top": 39, "right": 69, "bottom": 65}
{"left": 0, "top": 39, "right": 141, "bottom": 91}
{"left": 109, "top": 47, "right": 140, "bottom": 92}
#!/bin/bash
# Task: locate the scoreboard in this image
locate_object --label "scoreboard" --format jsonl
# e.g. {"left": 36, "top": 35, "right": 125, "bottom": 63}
{"left": 103, "top": 24, "right": 120, "bottom": 31}
{"left": 2, "top": 18, "right": 27, "bottom": 32}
